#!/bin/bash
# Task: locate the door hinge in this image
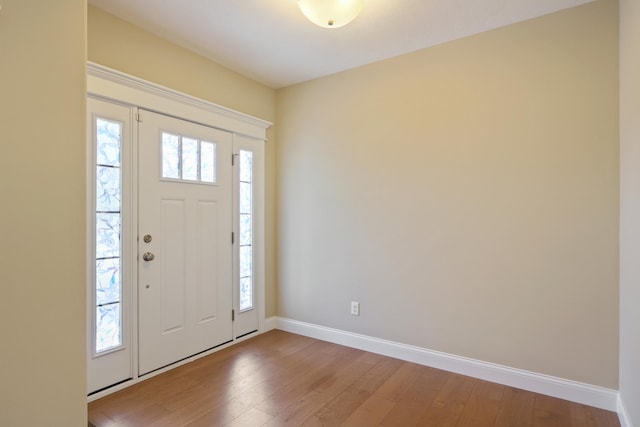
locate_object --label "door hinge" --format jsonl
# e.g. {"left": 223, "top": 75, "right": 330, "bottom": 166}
{"left": 232, "top": 153, "right": 235, "bottom": 166}
{"left": 232, "top": 309, "right": 235, "bottom": 321}
{"left": 232, "top": 231, "right": 235, "bottom": 244}
{"left": 135, "top": 112, "right": 142, "bottom": 122}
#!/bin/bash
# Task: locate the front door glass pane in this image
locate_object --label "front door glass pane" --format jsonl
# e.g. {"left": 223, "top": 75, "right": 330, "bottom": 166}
{"left": 201, "top": 141, "right": 216, "bottom": 183}
{"left": 161, "top": 132, "right": 217, "bottom": 184}
{"left": 162, "top": 133, "right": 180, "bottom": 179}
{"left": 182, "top": 137, "right": 199, "bottom": 180}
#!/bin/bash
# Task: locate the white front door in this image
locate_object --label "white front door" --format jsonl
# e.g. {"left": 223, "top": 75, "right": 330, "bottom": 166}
{"left": 138, "top": 110, "right": 233, "bottom": 375}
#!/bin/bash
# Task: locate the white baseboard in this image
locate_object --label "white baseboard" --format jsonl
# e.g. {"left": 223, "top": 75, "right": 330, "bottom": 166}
{"left": 618, "top": 394, "right": 635, "bottom": 427}
{"left": 274, "top": 317, "right": 618, "bottom": 412}
{"left": 263, "top": 316, "right": 278, "bottom": 332}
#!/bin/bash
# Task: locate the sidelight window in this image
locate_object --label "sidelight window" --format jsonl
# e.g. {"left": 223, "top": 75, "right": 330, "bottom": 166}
{"left": 239, "top": 150, "right": 254, "bottom": 311}
{"left": 95, "top": 118, "right": 123, "bottom": 353}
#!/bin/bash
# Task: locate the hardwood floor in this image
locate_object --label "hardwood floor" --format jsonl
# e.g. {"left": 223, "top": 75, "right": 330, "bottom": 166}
{"left": 88, "top": 330, "right": 620, "bottom": 427}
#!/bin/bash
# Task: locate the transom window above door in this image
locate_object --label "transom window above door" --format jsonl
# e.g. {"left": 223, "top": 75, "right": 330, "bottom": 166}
{"left": 162, "top": 132, "right": 217, "bottom": 184}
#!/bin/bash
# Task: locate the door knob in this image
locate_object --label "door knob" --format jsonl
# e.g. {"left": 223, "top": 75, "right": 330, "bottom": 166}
{"left": 142, "top": 252, "right": 155, "bottom": 262}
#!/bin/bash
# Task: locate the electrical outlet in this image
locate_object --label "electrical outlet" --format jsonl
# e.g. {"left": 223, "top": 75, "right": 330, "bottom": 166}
{"left": 351, "top": 301, "right": 360, "bottom": 316}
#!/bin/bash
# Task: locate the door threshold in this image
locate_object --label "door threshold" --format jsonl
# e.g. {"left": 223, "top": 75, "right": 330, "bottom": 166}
{"left": 87, "top": 330, "right": 263, "bottom": 402}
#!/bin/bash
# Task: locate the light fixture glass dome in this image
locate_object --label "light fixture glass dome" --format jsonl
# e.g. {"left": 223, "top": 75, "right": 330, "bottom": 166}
{"left": 298, "top": 0, "right": 365, "bottom": 29}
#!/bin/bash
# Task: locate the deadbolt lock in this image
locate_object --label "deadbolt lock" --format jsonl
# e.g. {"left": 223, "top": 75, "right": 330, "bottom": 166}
{"left": 143, "top": 234, "right": 152, "bottom": 243}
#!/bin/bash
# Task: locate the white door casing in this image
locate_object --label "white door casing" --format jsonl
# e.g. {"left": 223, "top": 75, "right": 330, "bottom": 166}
{"left": 137, "top": 110, "right": 233, "bottom": 375}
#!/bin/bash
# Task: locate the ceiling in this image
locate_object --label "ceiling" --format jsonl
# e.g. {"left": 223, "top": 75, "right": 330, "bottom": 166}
{"left": 88, "top": 0, "right": 593, "bottom": 89}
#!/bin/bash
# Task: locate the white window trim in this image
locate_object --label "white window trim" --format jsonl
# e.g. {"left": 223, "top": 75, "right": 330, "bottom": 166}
{"left": 87, "top": 62, "right": 271, "bottom": 401}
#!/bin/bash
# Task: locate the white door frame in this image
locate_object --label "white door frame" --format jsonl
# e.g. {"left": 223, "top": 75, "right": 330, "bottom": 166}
{"left": 87, "top": 62, "right": 271, "bottom": 401}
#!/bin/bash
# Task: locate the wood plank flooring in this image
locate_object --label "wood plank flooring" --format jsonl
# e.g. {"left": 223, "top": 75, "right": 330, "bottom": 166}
{"left": 88, "top": 330, "right": 620, "bottom": 427}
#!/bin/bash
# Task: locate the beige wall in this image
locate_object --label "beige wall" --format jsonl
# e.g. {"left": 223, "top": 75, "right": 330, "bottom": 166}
{"left": 619, "top": 0, "right": 640, "bottom": 423}
{"left": 87, "top": 5, "right": 278, "bottom": 317}
{"left": 0, "top": 1, "right": 87, "bottom": 425}
{"left": 276, "top": 0, "right": 619, "bottom": 388}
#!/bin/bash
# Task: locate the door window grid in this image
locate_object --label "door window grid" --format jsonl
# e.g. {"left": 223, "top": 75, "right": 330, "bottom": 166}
{"left": 95, "top": 118, "right": 123, "bottom": 353}
{"left": 239, "top": 150, "right": 254, "bottom": 311}
{"left": 162, "top": 132, "right": 217, "bottom": 183}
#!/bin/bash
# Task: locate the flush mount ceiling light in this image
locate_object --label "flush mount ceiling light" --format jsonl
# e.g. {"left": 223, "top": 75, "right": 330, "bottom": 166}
{"left": 298, "top": 0, "right": 365, "bottom": 29}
